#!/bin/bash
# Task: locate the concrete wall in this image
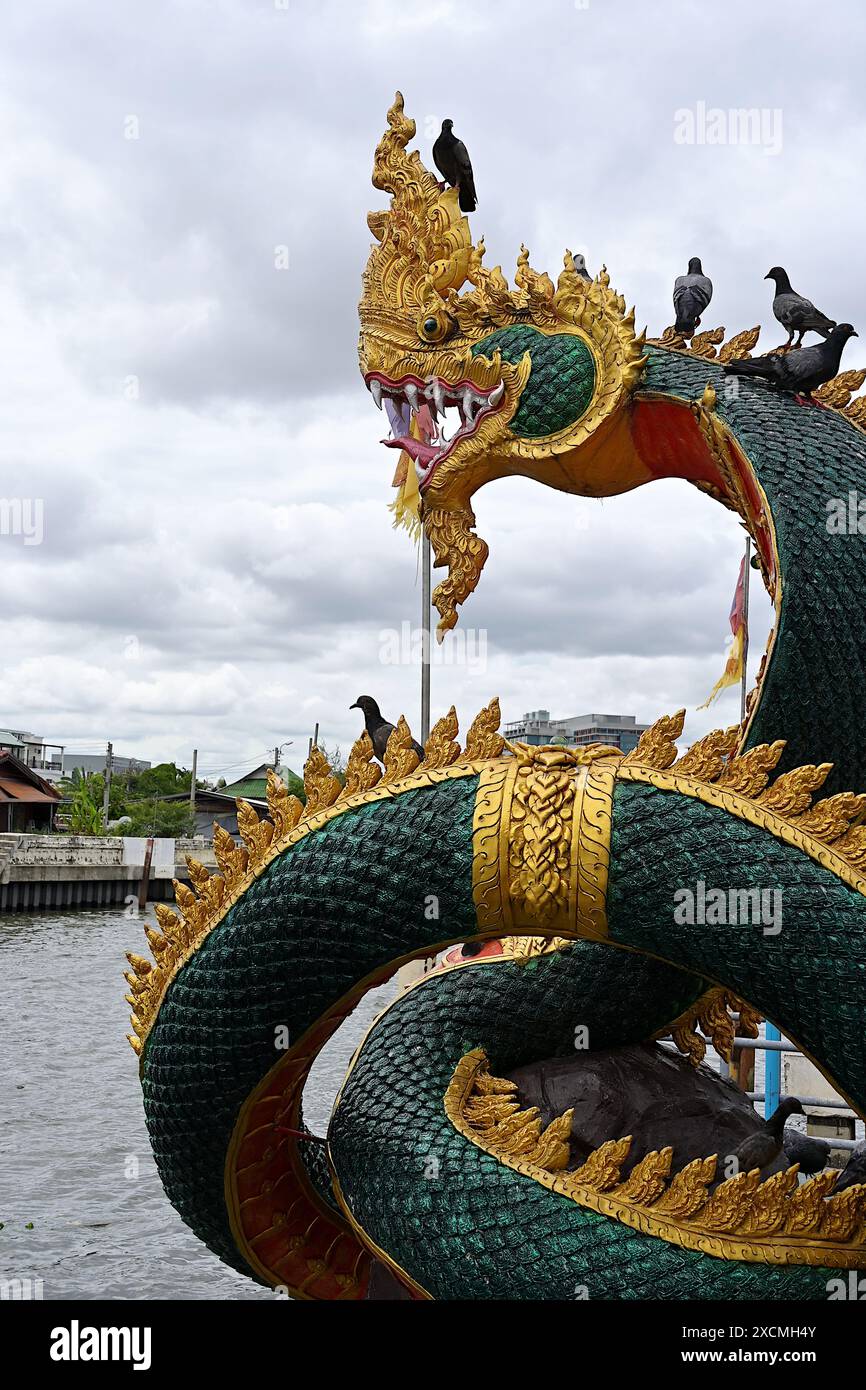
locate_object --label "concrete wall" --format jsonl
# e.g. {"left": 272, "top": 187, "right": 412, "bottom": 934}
{"left": 0, "top": 834, "right": 218, "bottom": 911}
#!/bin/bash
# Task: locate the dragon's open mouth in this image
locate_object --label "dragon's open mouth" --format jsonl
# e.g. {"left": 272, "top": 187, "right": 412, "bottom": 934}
{"left": 364, "top": 371, "right": 505, "bottom": 489}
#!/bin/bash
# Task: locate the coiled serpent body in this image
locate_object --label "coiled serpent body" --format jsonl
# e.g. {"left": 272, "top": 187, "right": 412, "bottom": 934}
{"left": 130, "top": 344, "right": 866, "bottom": 1298}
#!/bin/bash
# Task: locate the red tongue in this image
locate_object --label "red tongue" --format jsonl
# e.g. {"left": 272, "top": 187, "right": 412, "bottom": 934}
{"left": 382, "top": 434, "right": 437, "bottom": 463}
{"left": 381, "top": 400, "right": 439, "bottom": 465}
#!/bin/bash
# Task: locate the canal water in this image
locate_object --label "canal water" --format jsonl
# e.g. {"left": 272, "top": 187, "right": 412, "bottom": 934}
{"left": 0, "top": 908, "right": 392, "bottom": 1300}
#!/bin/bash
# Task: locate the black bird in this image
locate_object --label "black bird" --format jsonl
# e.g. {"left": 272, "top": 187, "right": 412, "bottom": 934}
{"left": 673, "top": 258, "right": 713, "bottom": 338}
{"left": 723, "top": 323, "right": 858, "bottom": 401}
{"left": 783, "top": 1126, "right": 830, "bottom": 1176}
{"left": 432, "top": 119, "right": 477, "bottom": 213}
{"left": 766, "top": 266, "right": 836, "bottom": 349}
{"left": 572, "top": 252, "right": 592, "bottom": 283}
{"left": 350, "top": 696, "right": 424, "bottom": 764}
{"left": 727, "top": 1097, "right": 804, "bottom": 1175}
{"left": 833, "top": 1139, "right": 866, "bottom": 1192}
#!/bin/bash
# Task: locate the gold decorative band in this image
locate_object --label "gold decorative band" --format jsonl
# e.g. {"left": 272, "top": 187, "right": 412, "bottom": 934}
{"left": 472, "top": 759, "right": 517, "bottom": 933}
{"left": 570, "top": 765, "right": 615, "bottom": 940}
{"left": 471, "top": 747, "right": 616, "bottom": 941}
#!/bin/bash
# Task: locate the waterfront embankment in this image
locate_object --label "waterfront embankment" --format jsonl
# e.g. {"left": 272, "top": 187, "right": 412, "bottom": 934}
{"left": 0, "top": 835, "right": 215, "bottom": 912}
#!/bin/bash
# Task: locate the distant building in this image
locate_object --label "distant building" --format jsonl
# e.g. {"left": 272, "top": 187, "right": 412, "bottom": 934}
{"left": 0, "top": 728, "right": 64, "bottom": 779}
{"left": 160, "top": 788, "right": 268, "bottom": 839}
{"left": 61, "top": 752, "right": 151, "bottom": 778}
{"left": 221, "top": 763, "right": 304, "bottom": 802}
{"left": 503, "top": 710, "right": 650, "bottom": 753}
{"left": 161, "top": 763, "right": 304, "bottom": 839}
{"left": 0, "top": 752, "right": 62, "bottom": 831}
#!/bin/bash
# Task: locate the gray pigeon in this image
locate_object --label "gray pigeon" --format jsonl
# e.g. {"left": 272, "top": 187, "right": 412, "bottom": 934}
{"left": 766, "top": 266, "right": 836, "bottom": 349}
{"left": 833, "top": 1138, "right": 866, "bottom": 1192}
{"left": 432, "top": 120, "right": 477, "bottom": 213}
{"left": 782, "top": 1126, "right": 830, "bottom": 1176}
{"left": 350, "top": 696, "right": 424, "bottom": 764}
{"left": 673, "top": 257, "right": 713, "bottom": 337}
{"left": 726, "top": 1097, "right": 804, "bottom": 1174}
{"left": 723, "top": 323, "right": 858, "bottom": 400}
{"left": 572, "top": 252, "right": 592, "bottom": 283}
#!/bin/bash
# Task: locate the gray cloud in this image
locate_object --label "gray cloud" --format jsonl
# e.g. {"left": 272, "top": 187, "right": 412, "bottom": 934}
{"left": 0, "top": 0, "right": 858, "bottom": 775}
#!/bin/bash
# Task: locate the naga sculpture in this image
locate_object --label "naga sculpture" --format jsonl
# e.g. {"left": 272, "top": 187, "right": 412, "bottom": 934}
{"left": 128, "top": 95, "right": 866, "bottom": 1299}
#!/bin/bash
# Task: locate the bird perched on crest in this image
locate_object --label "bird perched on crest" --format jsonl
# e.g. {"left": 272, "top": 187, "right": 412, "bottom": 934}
{"left": 833, "top": 1138, "right": 866, "bottom": 1192}
{"left": 673, "top": 258, "right": 713, "bottom": 338}
{"left": 350, "top": 696, "right": 424, "bottom": 764}
{"left": 782, "top": 1126, "right": 830, "bottom": 1177}
{"left": 765, "top": 266, "right": 836, "bottom": 349}
{"left": 725, "top": 1096, "right": 804, "bottom": 1175}
{"left": 572, "top": 252, "right": 592, "bottom": 283}
{"left": 723, "top": 323, "right": 857, "bottom": 401}
{"left": 432, "top": 119, "right": 477, "bottom": 213}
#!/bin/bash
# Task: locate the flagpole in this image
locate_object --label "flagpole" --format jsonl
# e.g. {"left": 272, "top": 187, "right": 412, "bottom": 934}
{"left": 740, "top": 537, "right": 751, "bottom": 725}
{"left": 421, "top": 530, "right": 431, "bottom": 744}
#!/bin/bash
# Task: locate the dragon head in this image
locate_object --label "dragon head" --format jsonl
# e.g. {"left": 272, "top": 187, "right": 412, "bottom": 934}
{"left": 359, "top": 93, "right": 647, "bottom": 637}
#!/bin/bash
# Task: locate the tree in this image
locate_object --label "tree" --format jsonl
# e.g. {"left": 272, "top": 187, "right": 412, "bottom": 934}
{"left": 123, "top": 799, "right": 195, "bottom": 838}
{"left": 129, "top": 763, "right": 193, "bottom": 798}
{"left": 58, "top": 771, "right": 106, "bottom": 835}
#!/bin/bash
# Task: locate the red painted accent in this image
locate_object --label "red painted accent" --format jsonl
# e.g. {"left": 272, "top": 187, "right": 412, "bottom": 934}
{"left": 632, "top": 399, "right": 775, "bottom": 582}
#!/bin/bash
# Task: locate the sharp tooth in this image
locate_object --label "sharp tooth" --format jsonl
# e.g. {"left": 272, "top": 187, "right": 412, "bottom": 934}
{"left": 370, "top": 379, "right": 383, "bottom": 410}
{"left": 432, "top": 381, "right": 446, "bottom": 415}
{"left": 488, "top": 381, "right": 504, "bottom": 406}
{"left": 405, "top": 382, "right": 420, "bottom": 411}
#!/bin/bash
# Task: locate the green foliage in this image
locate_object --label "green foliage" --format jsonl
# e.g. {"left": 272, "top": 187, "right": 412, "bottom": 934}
{"left": 283, "top": 768, "right": 307, "bottom": 800}
{"left": 58, "top": 771, "right": 106, "bottom": 835}
{"left": 128, "top": 763, "right": 193, "bottom": 798}
{"left": 123, "top": 799, "right": 195, "bottom": 838}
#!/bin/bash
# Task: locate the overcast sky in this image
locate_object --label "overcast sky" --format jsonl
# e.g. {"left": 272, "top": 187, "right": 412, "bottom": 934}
{"left": 0, "top": 0, "right": 863, "bottom": 779}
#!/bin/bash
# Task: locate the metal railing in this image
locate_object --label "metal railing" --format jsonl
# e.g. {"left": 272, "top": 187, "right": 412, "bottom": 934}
{"left": 658, "top": 1021, "right": 863, "bottom": 1152}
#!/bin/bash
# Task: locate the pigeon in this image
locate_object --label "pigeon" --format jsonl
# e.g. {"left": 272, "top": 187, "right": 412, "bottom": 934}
{"left": 782, "top": 1126, "right": 830, "bottom": 1176}
{"left": 572, "top": 252, "right": 592, "bottom": 283}
{"left": 723, "top": 323, "right": 858, "bottom": 401}
{"left": 766, "top": 266, "right": 836, "bottom": 349}
{"left": 726, "top": 1096, "right": 804, "bottom": 1174}
{"left": 833, "top": 1138, "right": 866, "bottom": 1192}
{"left": 350, "top": 696, "right": 424, "bottom": 764}
{"left": 673, "top": 258, "right": 713, "bottom": 338}
{"left": 432, "top": 119, "right": 477, "bottom": 213}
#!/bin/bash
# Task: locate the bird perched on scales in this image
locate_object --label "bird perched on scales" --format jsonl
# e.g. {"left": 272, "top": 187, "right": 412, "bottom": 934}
{"left": 723, "top": 323, "right": 858, "bottom": 403}
{"left": 765, "top": 266, "right": 836, "bottom": 350}
{"left": 432, "top": 119, "right": 477, "bottom": 213}
{"left": 350, "top": 696, "right": 424, "bottom": 764}
{"left": 726, "top": 1096, "right": 804, "bottom": 1175}
{"left": 782, "top": 1125, "right": 830, "bottom": 1177}
{"left": 673, "top": 258, "right": 713, "bottom": 338}
{"left": 833, "top": 1138, "right": 866, "bottom": 1192}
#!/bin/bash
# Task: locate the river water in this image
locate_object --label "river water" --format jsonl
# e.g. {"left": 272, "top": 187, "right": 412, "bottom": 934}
{"left": 4, "top": 909, "right": 860, "bottom": 1301}
{"left": 0, "top": 908, "right": 392, "bottom": 1301}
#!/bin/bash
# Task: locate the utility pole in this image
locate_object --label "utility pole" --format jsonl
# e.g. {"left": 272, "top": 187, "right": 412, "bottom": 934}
{"left": 740, "top": 537, "right": 751, "bottom": 726}
{"left": 421, "top": 531, "right": 432, "bottom": 744}
{"left": 735, "top": 537, "right": 754, "bottom": 1096}
{"left": 190, "top": 749, "right": 197, "bottom": 821}
{"left": 102, "top": 741, "right": 113, "bottom": 829}
{"left": 308, "top": 722, "right": 320, "bottom": 757}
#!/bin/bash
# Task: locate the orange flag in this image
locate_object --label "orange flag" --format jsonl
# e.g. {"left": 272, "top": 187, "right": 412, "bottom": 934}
{"left": 699, "top": 554, "right": 747, "bottom": 708}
